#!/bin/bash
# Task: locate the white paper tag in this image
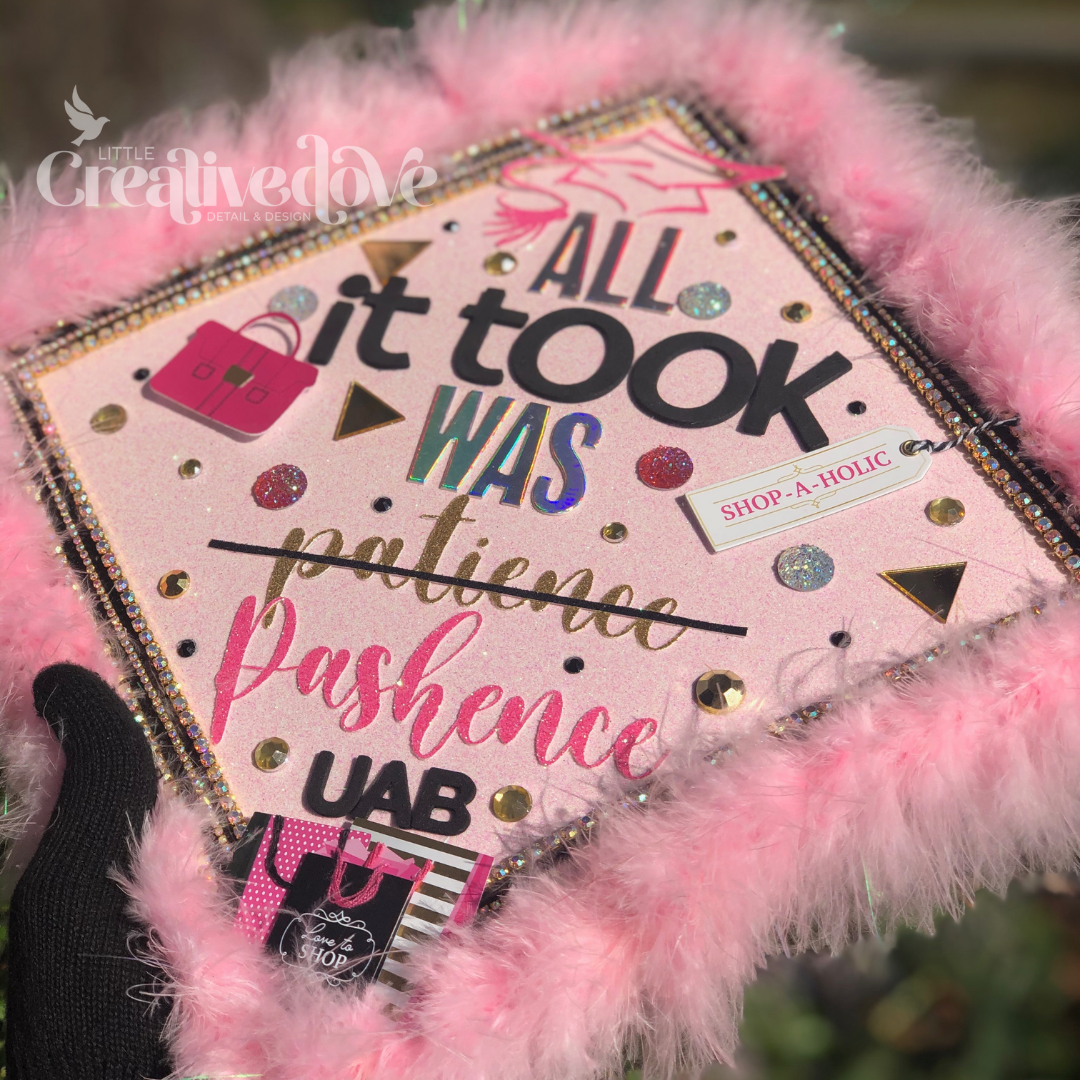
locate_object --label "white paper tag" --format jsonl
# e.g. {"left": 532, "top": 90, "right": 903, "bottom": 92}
{"left": 685, "top": 426, "right": 931, "bottom": 553}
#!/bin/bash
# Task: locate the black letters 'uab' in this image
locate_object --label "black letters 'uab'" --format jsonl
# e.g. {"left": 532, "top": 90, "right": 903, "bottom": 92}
{"left": 302, "top": 751, "right": 476, "bottom": 836}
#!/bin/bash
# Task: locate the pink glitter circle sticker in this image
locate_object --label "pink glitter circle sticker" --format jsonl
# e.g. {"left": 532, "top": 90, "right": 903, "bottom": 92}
{"left": 636, "top": 446, "right": 694, "bottom": 489}
{"left": 252, "top": 463, "right": 308, "bottom": 509}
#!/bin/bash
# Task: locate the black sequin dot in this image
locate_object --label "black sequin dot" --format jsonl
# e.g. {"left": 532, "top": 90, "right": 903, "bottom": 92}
{"left": 372, "top": 496, "right": 393, "bottom": 513}
{"left": 846, "top": 401, "right": 867, "bottom": 415}
{"left": 177, "top": 638, "right": 197, "bottom": 658}
{"left": 563, "top": 656, "right": 585, "bottom": 674}
{"left": 829, "top": 630, "right": 852, "bottom": 649}
{"left": 133, "top": 368, "right": 151, "bottom": 381}
{"left": 443, "top": 221, "right": 461, "bottom": 233}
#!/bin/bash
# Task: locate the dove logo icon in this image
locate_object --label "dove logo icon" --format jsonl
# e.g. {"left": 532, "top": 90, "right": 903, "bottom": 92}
{"left": 65, "top": 87, "right": 108, "bottom": 146}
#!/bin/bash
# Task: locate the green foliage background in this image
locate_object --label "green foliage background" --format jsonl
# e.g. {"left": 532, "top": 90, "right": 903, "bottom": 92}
{"left": 719, "top": 883, "right": 1080, "bottom": 1079}
{"left": 626, "top": 883, "right": 1080, "bottom": 1078}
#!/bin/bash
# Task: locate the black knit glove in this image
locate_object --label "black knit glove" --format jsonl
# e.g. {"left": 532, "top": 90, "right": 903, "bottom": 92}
{"left": 6, "top": 663, "right": 172, "bottom": 1079}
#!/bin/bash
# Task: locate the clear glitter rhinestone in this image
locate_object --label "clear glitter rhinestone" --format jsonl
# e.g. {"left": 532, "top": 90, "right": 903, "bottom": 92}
{"left": 776, "top": 544, "right": 834, "bottom": 591}
{"left": 677, "top": 282, "right": 731, "bottom": 320}
{"left": 268, "top": 284, "right": 319, "bottom": 321}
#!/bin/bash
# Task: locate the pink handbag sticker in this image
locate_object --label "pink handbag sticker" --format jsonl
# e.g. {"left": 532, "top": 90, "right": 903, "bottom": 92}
{"left": 149, "top": 313, "right": 317, "bottom": 435}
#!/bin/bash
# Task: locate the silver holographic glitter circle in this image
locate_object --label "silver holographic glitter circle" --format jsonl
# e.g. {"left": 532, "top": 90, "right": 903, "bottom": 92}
{"left": 677, "top": 281, "right": 731, "bottom": 319}
{"left": 269, "top": 284, "right": 319, "bottom": 322}
{"left": 776, "top": 544, "right": 834, "bottom": 591}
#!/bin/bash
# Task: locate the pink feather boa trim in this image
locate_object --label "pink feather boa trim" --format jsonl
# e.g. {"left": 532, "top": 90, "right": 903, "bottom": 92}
{"left": 128, "top": 599, "right": 1080, "bottom": 1079}
{"left": 3, "top": 0, "right": 1080, "bottom": 1075}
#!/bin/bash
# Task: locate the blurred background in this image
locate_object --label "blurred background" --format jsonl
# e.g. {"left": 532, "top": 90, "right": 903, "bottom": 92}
{"left": 3, "top": 0, "right": 1080, "bottom": 1075}
{"left": 4, "top": 0, "right": 1080, "bottom": 196}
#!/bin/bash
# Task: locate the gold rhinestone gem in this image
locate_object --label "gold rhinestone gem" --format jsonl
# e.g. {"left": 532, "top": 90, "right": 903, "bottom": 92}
{"left": 927, "top": 497, "right": 965, "bottom": 526}
{"left": 491, "top": 784, "right": 532, "bottom": 822}
{"left": 158, "top": 569, "right": 191, "bottom": 598}
{"left": 601, "top": 521, "right": 628, "bottom": 543}
{"left": 694, "top": 669, "right": 746, "bottom": 714}
{"left": 253, "top": 737, "right": 290, "bottom": 771}
{"left": 715, "top": 229, "right": 737, "bottom": 245}
{"left": 781, "top": 301, "right": 812, "bottom": 323}
{"left": 179, "top": 459, "right": 202, "bottom": 479}
{"left": 484, "top": 251, "right": 518, "bottom": 275}
{"left": 90, "top": 404, "right": 127, "bottom": 434}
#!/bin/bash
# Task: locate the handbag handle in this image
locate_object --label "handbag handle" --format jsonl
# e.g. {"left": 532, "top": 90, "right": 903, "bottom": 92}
{"left": 265, "top": 812, "right": 362, "bottom": 889}
{"left": 327, "top": 824, "right": 434, "bottom": 909}
{"left": 329, "top": 838, "right": 387, "bottom": 909}
{"left": 236, "top": 311, "right": 302, "bottom": 357}
{"left": 264, "top": 814, "right": 293, "bottom": 889}
{"left": 268, "top": 816, "right": 435, "bottom": 908}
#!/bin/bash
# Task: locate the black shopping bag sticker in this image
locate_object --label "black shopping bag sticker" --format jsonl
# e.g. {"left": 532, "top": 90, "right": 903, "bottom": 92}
{"left": 276, "top": 902, "right": 377, "bottom": 985}
{"left": 263, "top": 821, "right": 422, "bottom": 987}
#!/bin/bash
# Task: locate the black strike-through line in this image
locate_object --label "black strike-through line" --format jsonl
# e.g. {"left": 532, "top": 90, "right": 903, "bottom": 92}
{"left": 208, "top": 538, "right": 748, "bottom": 638}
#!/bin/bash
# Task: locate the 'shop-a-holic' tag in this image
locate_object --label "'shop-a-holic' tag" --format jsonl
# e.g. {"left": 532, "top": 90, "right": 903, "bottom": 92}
{"left": 686, "top": 426, "right": 931, "bottom": 553}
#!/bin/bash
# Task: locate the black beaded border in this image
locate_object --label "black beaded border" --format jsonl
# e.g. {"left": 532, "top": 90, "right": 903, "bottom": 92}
{"left": 3, "top": 379, "right": 237, "bottom": 843}
{"left": 5, "top": 91, "right": 1076, "bottom": 855}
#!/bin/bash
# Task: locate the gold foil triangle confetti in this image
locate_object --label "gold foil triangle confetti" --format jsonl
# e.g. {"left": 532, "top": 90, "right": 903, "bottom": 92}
{"left": 334, "top": 381, "right": 405, "bottom": 440}
{"left": 880, "top": 562, "right": 967, "bottom": 624}
{"left": 361, "top": 240, "right": 431, "bottom": 286}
